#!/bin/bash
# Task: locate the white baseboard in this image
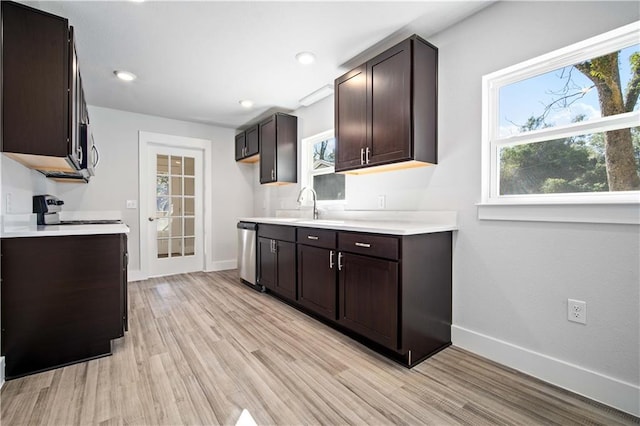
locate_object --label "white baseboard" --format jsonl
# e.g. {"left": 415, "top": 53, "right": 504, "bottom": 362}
{"left": 0, "top": 356, "right": 5, "bottom": 389}
{"left": 127, "top": 269, "right": 147, "bottom": 282}
{"left": 207, "top": 259, "right": 236, "bottom": 272}
{"left": 452, "top": 325, "right": 640, "bottom": 417}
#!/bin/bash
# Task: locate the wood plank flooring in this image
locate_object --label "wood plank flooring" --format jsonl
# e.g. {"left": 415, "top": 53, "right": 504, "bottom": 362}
{"left": 1, "top": 270, "right": 638, "bottom": 425}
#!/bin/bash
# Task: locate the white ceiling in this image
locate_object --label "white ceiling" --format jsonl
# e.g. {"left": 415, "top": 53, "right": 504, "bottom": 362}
{"left": 30, "top": 1, "right": 493, "bottom": 129}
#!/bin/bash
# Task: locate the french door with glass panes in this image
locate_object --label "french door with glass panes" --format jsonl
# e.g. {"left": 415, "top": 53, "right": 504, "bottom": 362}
{"left": 148, "top": 145, "right": 204, "bottom": 277}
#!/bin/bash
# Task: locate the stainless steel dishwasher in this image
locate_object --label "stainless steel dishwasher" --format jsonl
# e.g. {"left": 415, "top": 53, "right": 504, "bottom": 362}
{"left": 237, "top": 221, "right": 262, "bottom": 290}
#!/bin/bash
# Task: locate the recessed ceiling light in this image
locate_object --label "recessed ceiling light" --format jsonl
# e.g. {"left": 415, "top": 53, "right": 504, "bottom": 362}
{"left": 114, "top": 70, "right": 136, "bottom": 82}
{"left": 239, "top": 100, "right": 254, "bottom": 108}
{"left": 295, "top": 51, "right": 316, "bottom": 65}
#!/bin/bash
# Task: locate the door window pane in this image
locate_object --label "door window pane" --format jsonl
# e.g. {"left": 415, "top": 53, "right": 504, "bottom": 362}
{"left": 184, "top": 237, "right": 195, "bottom": 256}
{"left": 157, "top": 155, "right": 169, "bottom": 174}
{"left": 170, "top": 197, "right": 182, "bottom": 216}
{"left": 156, "top": 154, "right": 196, "bottom": 258}
{"left": 171, "top": 238, "right": 183, "bottom": 257}
{"left": 185, "top": 218, "right": 194, "bottom": 236}
{"left": 171, "top": 176, "right": 182, "bottom": 196}
{"left": 157, "top": 239, "right": 169, "bottom": 258}
{"left": 184, "top": 198, "right": 195, "bottom": 216}
{"left": 184, "top": 177, "right": 195, "bottom": 196}
{"left": 157, "top": 176, "right": 169, "bottom": 196}
{"left": 184, "top": 157, "right": 195, "bottom": 176}
{"left": 171, "top": 156, "right": 182, "bottom": 175}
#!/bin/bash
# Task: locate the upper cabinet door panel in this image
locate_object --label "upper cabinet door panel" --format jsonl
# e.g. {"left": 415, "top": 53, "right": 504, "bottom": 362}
{"left": 2, "top": 1, "right": 69, "bottom": 157}
{"left": 367, "top": 41, "right": 412, "bottom": 166}
{"left": 235, "top": 132, "right": 246, "bottom": 161}
{"left": 259, "top": 117, "right": 277, "bottom": 183}
{"left": 245, "top": 125, "right": 259, "bottom": 157}
{"left": 335, "top": 66, "right": 367, "bottom": 172}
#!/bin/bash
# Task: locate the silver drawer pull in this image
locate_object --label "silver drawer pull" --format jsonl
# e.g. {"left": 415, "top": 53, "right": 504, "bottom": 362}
{"left": 307, "top": 235, "right": 319, "bottom": 240}
{"left": 355, "top": 242, "right": 371, "bottom": 248}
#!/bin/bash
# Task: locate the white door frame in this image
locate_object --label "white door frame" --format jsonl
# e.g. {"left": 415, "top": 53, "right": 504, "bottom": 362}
{"left": 139, "top": 131, "right": 213, "bottom": 279}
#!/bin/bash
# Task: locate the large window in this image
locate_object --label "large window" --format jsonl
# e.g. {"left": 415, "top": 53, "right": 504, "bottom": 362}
{"left": 482, "top": 22, "right": 640, "bottom": 207}
{"left": 301, "top": 129, "right": 345, "bottom": 202}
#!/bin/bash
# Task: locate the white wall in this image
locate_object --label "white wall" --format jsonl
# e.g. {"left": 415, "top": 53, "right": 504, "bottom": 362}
{"left": 1, "top": 156, "right": 57, "bottom": 215}
{"left": 253, "top": 1, "right": 640, "bottom": 415}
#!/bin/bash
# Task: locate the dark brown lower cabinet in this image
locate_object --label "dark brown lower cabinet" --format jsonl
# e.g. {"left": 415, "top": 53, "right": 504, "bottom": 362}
{"left": 297, "top": 244, "right": 337, "bottom": 320}
{"left": 338, "top": 252, "right": 398, "bottom": 349}
{"left": 1, "top": 233, "right": 128, "bottom": 379}
{"left": 256, "top": 224, "right": 452, "bottom": 368}
{"left": 257, "top": 225, "right": 296, "bottom": 301}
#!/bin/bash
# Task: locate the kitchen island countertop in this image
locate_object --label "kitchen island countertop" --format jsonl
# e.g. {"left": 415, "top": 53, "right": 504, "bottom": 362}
{"left": 1, "top": 223, "right": 130, "bottom": 238}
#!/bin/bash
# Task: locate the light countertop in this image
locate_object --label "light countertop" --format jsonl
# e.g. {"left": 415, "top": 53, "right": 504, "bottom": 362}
{"left": 1, "top": 223, "right": 130, "bottom": 238}
{"left": 239, "top": 214, "right": 457, "bottom": 236}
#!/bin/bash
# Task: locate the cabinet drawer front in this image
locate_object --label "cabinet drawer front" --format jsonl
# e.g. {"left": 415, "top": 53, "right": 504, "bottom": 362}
{"left": 338, "top": 232, "right": 399, "bottom": 260}
{"left": 258, "top": 224, "right": 295, "bottom": 242}
{"left": 297, "top": 228, "right": 337, "bottom": 249}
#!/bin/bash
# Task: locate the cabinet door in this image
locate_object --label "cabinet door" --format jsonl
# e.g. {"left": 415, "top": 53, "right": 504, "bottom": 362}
{"left": 275, "top": 241, "right": 296, "bottom": 301}
{"left": 257, "top": 237, "right": 276, "bottom": 290}
{"left": 259, "top": 116, "right": 276, "bottom": 183}
{"left": 235, "top": 132, "right": 246, "bottom": 161}
{"left": 245, "top": 125, "right": 259, "bottom": 157}
{"left": 367, "top": 40, "right": 412, "bottom": 166}
{"left": 1, "top": 234, "right": 122, "bottom": 378}
{"left": 335, "top": 66, "right": 367, "bottom": 172}
{"left": 2, "top": 2, "right": 70, "bottom": 157}
{"left": 339, "top": 252, "right": 398, "bottom": 349}
{"left": 298, "top": 245, "right": 336, "bottom": 320}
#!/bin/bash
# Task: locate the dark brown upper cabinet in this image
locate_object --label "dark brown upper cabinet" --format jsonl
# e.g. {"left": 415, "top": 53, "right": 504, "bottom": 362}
{"left": 259, "top": 113, "right": 297, "bottom": 185}
{"left": 235, "top": 124, "right": 259, "bottom": 163}
{"left": 1, "top": 1, "right": 86, "bottom": 177}
{"left": 335, "top": 35, "right": 438, "bottom": 174}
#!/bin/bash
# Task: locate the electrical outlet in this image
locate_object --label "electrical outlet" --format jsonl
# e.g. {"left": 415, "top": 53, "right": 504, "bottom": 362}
{"left": 568, "top": 299, "right": 587, "bottom": 324}
{"left": 5, "top": 192, "right": 13, "bottom": 213}
{"left": 126, "top": 200, "right": 137, "bottom": 209}
{"left": 377, "top": 195, "right": 386, "bottom": 209}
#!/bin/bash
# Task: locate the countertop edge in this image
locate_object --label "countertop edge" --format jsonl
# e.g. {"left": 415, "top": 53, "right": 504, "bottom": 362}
{"left": 1, "top": 224, "right": 130, "bottom": 238}
{"left": 239, "top": 217, "right": 457, "bottom": 236}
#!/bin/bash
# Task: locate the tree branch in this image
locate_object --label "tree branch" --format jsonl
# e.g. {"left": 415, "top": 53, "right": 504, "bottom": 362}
{"left": 624, "top": 53, "right": 640, "bottom": 112}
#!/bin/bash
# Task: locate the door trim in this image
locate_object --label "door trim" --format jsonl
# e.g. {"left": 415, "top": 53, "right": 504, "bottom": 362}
{"left": 138, "top": 131, "right": 213, "bottom": 279}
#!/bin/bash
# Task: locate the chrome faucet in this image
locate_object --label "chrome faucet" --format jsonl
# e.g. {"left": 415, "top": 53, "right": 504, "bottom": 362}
{"left": 297, "top": 186, "right": 318, "bottom": 220}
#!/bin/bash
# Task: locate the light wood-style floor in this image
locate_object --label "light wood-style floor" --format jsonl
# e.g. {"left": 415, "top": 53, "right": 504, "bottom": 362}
{"left": 1, "top": 270, "right": 637, "bottom": 425}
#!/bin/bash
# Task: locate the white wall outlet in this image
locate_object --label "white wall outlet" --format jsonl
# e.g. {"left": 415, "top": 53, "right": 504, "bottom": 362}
{"left": 5, "top": 192, "right": 12, "bottom": 214}
{"left": 126, "top": 200, "right": 137, "bottom": 209}
{"left": 568, "top": 299, "right": 587, "bottom": 324}
{"left": 377, "top": 195, "right": 386, "bottom": 209}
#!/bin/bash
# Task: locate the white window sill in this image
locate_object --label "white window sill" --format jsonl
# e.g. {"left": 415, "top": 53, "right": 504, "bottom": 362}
{"left": 477, "top": 202, "right": 639, "bottom": 225}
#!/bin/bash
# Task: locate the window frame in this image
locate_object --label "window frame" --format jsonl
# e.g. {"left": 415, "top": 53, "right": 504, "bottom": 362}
{"left": 481, "top": 21, "right": 640, "bottom": 212}
{"left": 300, "top": 129, "right": 346, "bottom": 205}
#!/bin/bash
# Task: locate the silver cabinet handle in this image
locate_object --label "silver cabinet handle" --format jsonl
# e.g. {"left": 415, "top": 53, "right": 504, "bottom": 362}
{"left": 365, "top": 147, "right": 370, "bottom": 164}
{"left": 148, "top": 217, "right": 155, "bottom": 222}
{"left": 338, "top": 252, "right": 343, "bottom": 271}
{"left": 271, "top": 169, "right": 275, "bottom": 180}
{"left": 360, "top": 148, "right": 364, "bottom": 165}
{"left": 329, "top": 250, "right": 334, "bottom": 269}
{"left": 92, "top": 145, "right": 100, "bottom": 168}
{"left": 307, "top": 235, "right": 319, "bottom": 240}
{"left": 355, "top": 242, "right": 371, "bottom": 248}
